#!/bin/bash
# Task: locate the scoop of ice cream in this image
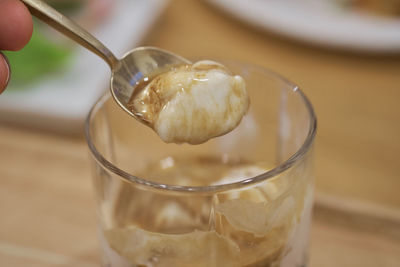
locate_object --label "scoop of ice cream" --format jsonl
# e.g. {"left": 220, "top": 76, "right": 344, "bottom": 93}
{"left": 129, "top": 60, "right": 249, "bottom": 144}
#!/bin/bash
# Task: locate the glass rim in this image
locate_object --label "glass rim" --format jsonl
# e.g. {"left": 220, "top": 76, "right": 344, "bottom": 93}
{"left": 85, "top": 63, "right": 317, "bottom": 194}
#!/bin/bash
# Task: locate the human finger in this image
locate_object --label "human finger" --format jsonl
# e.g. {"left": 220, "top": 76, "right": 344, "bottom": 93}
{"left": 0, "top": 0, "right": 33, "bottom": 51}
{"left": 0, "top": 52, "right": 11, "bottom": 93}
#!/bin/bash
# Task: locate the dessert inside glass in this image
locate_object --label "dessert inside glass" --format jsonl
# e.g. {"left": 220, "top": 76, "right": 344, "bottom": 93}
{"left": 86, "top": 60, "right": 316, "bottom": 267}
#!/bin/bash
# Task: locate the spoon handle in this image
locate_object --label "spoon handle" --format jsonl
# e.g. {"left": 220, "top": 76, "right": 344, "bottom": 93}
{"left": 21, "top": 0, "right": 119, "bottom": 69}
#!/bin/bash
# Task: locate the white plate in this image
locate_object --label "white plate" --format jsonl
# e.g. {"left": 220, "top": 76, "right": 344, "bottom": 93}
{"left": 0, "top": 0, "right": 168, "bottom": 133}
{"left": 206, "top": 0, "right": 400, "bottom": 52}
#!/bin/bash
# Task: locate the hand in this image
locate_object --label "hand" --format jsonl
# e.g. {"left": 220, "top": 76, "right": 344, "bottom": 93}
{"left": 0, "top": 0, "right": 33, "bottom": 93}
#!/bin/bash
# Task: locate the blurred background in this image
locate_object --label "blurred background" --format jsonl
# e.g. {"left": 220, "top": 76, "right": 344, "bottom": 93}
{"left": 0, "top": 0, "right": 399, "bottom": 266}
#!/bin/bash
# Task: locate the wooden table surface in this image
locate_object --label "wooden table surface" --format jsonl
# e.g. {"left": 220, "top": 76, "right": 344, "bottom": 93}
{"left": 1, "top": 0, "right": 400, "bottom": 266}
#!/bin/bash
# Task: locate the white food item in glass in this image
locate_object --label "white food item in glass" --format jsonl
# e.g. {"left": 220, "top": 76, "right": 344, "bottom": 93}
{"left": 101, "top": 164, "right": 313, "bottom": 266}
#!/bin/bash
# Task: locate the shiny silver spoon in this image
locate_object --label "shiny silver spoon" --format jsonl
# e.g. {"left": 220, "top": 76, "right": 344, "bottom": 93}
{"left": 21, "top": 0, "right": 190, "bottom": 120}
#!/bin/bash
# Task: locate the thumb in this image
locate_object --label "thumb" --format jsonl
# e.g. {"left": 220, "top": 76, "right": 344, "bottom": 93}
{"left": 0, "top": 52, "right": 11, "bottom": 93}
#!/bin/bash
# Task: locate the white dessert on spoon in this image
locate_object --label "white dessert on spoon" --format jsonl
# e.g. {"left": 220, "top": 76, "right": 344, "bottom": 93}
{"left": 128, "top": 60, "right": 249, "bottom": 144}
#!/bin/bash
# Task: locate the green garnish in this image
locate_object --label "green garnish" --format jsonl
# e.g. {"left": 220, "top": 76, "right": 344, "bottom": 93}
{"left": 5, "top": 23, "right": 73, "bottom": 88}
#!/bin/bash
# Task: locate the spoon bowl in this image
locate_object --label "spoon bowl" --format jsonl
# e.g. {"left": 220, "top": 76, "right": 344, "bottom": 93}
{"left": 111, "top": 47, "right": 190, "bottom": 118}
{"left": 21, "top": 0, "right": 190, "bottom": 123}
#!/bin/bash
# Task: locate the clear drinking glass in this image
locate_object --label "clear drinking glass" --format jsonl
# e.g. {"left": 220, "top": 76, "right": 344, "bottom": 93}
{"left": 85, "top": 61, "right": 316, "bottom": 267}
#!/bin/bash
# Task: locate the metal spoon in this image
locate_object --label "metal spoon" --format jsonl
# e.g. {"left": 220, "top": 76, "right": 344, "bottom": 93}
{"left": 21, "top": 0, "right": 190, "bottom": 120}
